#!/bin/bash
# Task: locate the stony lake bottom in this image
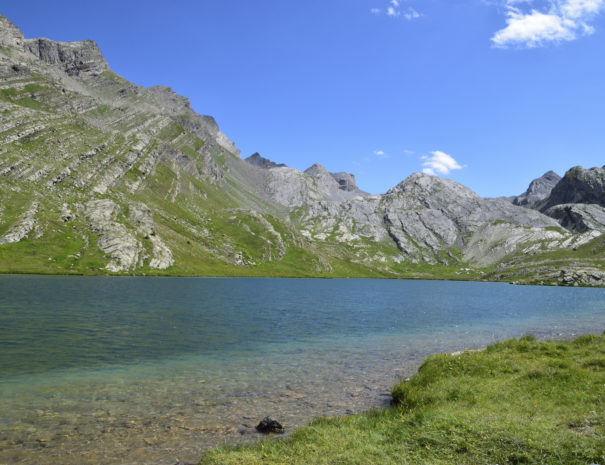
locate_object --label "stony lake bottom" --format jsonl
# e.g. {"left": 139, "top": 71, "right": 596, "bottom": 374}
{"left": 0, "top": 276, "right": 604, "bottom": 465}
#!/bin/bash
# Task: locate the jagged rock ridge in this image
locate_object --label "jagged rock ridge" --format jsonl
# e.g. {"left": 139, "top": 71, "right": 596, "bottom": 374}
{"left": 245, "top": 153, "right": 286, "bottom": 169}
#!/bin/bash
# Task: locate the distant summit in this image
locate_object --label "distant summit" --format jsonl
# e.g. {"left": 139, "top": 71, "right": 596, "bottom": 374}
{"left": 245, "top": 153, "right": 287, "bottom": 169}
{"left": 304, "top": 163, "right": 368, "bottom": 199}
{"left": 513, "top": 170, "right": 561, "bottom": 207}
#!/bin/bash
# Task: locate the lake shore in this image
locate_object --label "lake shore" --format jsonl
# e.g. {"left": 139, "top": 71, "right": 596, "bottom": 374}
{"left": 199, "top": 333, "right": 605, "bottom": 465}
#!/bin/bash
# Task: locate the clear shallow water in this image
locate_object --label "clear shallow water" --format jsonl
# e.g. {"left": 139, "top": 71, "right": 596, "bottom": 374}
{"left": 0, "top": 276, "right": 603, "bottom": 464}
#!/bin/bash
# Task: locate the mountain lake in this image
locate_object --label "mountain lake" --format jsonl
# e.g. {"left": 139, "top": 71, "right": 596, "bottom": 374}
{"left": 0, "top": 276, "right": 604, "bottom": 464}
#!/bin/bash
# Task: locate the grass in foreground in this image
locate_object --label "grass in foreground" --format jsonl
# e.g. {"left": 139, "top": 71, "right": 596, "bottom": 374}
{"left": 200, "top": 334, "right": 605, "bottom": 465}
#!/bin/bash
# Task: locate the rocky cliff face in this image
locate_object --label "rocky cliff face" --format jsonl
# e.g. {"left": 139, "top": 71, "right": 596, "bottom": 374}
{"left": 544, "top": 203, "right": 605, "bottom": 233}
{"left": 533, "top": 166, "right": 605, "bottom": 238}
{"left": 540, "top": 166, "right": 605, "bottom": 210}
{"left": 0, "top": 14, "right": 603, "bottom": 284}
{"left": 330, "top": 171, "right": 360, "bottom": 192}
{"left": 24, "top": 38, "right": 109, "bottom": 77}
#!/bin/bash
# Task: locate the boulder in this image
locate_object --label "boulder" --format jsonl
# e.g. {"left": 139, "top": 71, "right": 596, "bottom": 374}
{"left": 255, "top": 417, "right": 284, "bottom": 434}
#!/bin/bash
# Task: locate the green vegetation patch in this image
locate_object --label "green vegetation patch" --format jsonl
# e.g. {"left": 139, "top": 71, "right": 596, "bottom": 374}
{"left": 201, "top": 334, "right": 605, "bottom": 465}
{"left": 0, "top": 81, "right": 58, "bottom": 111}
{"left": 157, "top": 121, "right": 186, "bottom": 142}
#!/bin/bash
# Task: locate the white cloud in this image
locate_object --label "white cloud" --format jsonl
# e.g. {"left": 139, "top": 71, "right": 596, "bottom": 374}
{"left": 372, "top": 1, "right": 422, "bottom": 20}
{"left": 421, "top": 151, "right": 463, "bottom": 176}
{"left": 562, "top": 0, "right": 603, "bottom": 18}
{"left": 387, "top": 6, "right": 400, "bottom": 16}
{"left": 374, "top": 150, "right": 386, "bottom": 156}
{"left": 404, "top": 8, "right": 421, "bottom": 20}
{"left": 492, "top": 9, "right": 576, "bottom": 46}
{"left": 492, "top": 0, "right": 604, "bottom": 47}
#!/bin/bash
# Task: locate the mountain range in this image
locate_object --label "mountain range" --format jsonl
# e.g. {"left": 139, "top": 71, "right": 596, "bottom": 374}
{"left": 1, "top": 14, "right": 604, "bottom": 286}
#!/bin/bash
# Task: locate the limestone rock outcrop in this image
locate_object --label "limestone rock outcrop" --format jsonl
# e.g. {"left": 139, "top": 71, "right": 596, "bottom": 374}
{"left": 0, "top": 202, "right": 38, "bottom": 245}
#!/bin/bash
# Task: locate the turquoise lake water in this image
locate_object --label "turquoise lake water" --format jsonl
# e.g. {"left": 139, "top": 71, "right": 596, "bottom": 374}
{"left": 0, "top": 276, "right": 604, "bottom": 464}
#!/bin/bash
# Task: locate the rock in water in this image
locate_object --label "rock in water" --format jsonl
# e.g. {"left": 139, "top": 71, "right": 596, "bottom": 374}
{"left": 255, "top": 417, "right": 285, "bottom": 434}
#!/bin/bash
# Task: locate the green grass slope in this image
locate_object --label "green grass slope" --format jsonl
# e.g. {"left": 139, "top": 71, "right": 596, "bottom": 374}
{"left": 200, "top": 334, "right": 605, "bottom": 465}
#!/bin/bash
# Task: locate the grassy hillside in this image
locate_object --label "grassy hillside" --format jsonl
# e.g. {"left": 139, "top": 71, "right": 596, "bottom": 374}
{"left": 200, "top": 334, "right": 605, "bottom": 465}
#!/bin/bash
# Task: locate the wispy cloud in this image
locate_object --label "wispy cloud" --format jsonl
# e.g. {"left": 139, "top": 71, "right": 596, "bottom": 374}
{"left": 403, "top": 8, "right": 421, "bottom": 20}
{"left": 374, "top": 150, "right": 387, "bottom": 157}
{"left": 371, "top": 1, "right": 422, "bottom": 20}
{"left": 492, "top": 0, "right": 604, "bottom": 47}
{"left": 421, "top": 151, "right": 464, "bottom": 176}
{"left": 387, "top": 6, "right": 401, "bottom": 17}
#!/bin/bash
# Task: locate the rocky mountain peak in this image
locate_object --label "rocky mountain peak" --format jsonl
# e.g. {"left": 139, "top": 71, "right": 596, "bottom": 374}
{"left": 0, "top": 14, "right": 24, "bottom": 48}
{"left": 245, "top": 153, "right": 286, "bottom": 169}
{"left": 384, "top": 173, "right": 486, "bottom": 222}
{"left": 513, "top": 170, "right": 561, "bottom": 207}
{"left": 387, "top": 173, "right": 477, "bottom": 199}
{"left": 304, "top": 164, "right": 365, "bottom": 195}
{"left": 542, "top": 170, "right": 561, "bottom": 181}
{"left": 304, "top": 163, "right": 329, "bottom": 177}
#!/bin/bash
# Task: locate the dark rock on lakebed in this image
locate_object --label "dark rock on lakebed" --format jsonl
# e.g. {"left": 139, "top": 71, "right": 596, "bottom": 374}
{"left": 256, "top": 417, "right": 285, "bottom": 434}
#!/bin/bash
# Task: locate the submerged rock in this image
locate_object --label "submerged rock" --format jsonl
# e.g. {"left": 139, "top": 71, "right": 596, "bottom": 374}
{"left": 255, "top": 417, "right": 284, "bottom": 434}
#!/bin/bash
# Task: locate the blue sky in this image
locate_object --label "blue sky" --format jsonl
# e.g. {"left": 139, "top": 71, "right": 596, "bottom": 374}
{"left": 2, "top": 0, "right": 605, "bottom": 196}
